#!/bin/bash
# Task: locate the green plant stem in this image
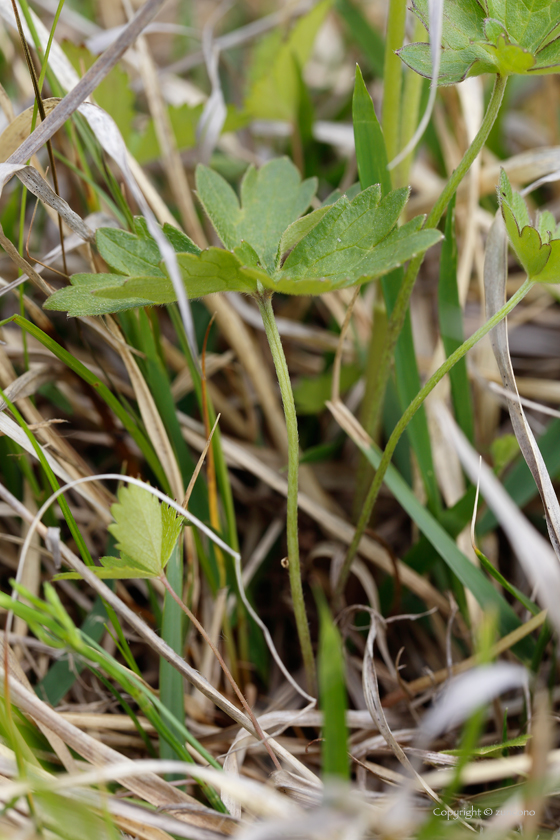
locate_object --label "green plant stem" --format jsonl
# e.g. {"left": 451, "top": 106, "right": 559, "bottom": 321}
{"left": 364, "top": 74, "right": 508, "bottom": 455}
{"left": 335, "top": 277, "right": 533, "bottom": 601}
{"left": 394, "top": 16, "right": 426, "bottom": 188}
{"left": 382, "top": 0, "right": 407, "bottom": 170}
{"left": 256, "top": 291, "right": 316, "bottom": 694}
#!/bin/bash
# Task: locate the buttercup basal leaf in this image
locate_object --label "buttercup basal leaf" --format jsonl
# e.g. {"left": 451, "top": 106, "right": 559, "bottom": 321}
{"left": 399, "top": 0, "right": 560, "bottom": 83}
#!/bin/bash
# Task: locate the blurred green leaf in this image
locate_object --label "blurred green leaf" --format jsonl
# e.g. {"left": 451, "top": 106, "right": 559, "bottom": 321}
{"left": 335, "top": 0, "right": 385, "bottom": 77}
{"left": 245, "top": 0, "right": 331, "bottom": 121}
{"left": 63, "top": 42, "right": 135, "bottom": 140}
{"left": 294, "top": 364, "right": 361, "bottom": 414}
{"left": 491, "top": 433, "right": 520, "bottom": 475}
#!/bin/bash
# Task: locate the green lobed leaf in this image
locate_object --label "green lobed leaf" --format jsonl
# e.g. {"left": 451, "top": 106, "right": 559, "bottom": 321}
{"left": 65, "top": 484, "right": 184, "bottom": 582}
{"left": 196, "top": 158, "right": 317, "bottom": 272}
{"left": 273, "top": 186, "right": 442, "bottom": 291}
{"left": 398, "top": 0, "right": 560, "bottom": 83}
{"left": 96, "top": 227, "right": 166, "bottom": 276}
{"left": 44, "top": 169, "right": 442, "bottom": 315}
{"left": 498, "top": 168, "right": 560, "bottom": 282}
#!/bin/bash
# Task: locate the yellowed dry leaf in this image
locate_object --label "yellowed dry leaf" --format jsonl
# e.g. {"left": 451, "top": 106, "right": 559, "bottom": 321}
{"left": 0, "top": 98, "right": 60, "bottom": 162}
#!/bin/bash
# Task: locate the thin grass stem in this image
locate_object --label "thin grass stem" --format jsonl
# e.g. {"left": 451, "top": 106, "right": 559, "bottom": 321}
{"left": 365, "top": 75, "right": 508, "bottom": 444}
{"left": 382, "top": 0, "right": 407, "bottom": 170}
{"left": 335, "top": 276, "right": 533, "bottom": 600}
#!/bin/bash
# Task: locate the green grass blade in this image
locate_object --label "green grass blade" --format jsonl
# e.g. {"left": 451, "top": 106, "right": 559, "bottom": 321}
{"left": 315, "top": 588, "right": 349, "bottom": 780}
{"left": 159, "top": 541, "right": 185, "bottom": 771}
{"left": 352, "top": 65, "right": 391, "bottom": 195}
{"left": 438, "top": 199, "right": 475, "bottom": 442}
{"left": 352, "top": 66, "right": 440, "bottom": 512}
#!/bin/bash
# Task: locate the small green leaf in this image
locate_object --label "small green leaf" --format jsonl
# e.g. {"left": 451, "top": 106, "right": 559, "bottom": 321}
{"left": 69, "top": 484, "right": 184, "bottom": 581}
{"left": 499, "top": 168, "right": 560, "bottom": 282}
{"left": 97, "top": 227, "right": 165, "bottom": 277}
{"left": 196, "top": 158, "right": 317, "bottom": 272}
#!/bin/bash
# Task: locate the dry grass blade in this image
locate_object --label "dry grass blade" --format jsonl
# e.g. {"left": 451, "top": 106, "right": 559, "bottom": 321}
{"left": 105, "top": 318, "right": 184, "bottom": 500}
{"left": 0, "top": 668, "right": 204, "bottom": 814}
{"left": 361, "top": 613, "right": 452, "bottom": 822}
{"left": 0, "top": 168, "right": 92, "bottom": 242}
{"left": 6, "top": 0, "right": 167, "bottom": 165}
{"left": 435, "top": 404, "right": 560, "bottom": 633}
{"left": 484, "top": 213, "right": 560, "bottom": 560}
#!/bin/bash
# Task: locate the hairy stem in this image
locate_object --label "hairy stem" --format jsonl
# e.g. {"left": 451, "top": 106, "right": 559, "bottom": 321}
{"left": 256, "top": 292, "right": 316, "bottom": 694}
{"left": 335, "top": 277, "right": 532, "bottom": 600}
